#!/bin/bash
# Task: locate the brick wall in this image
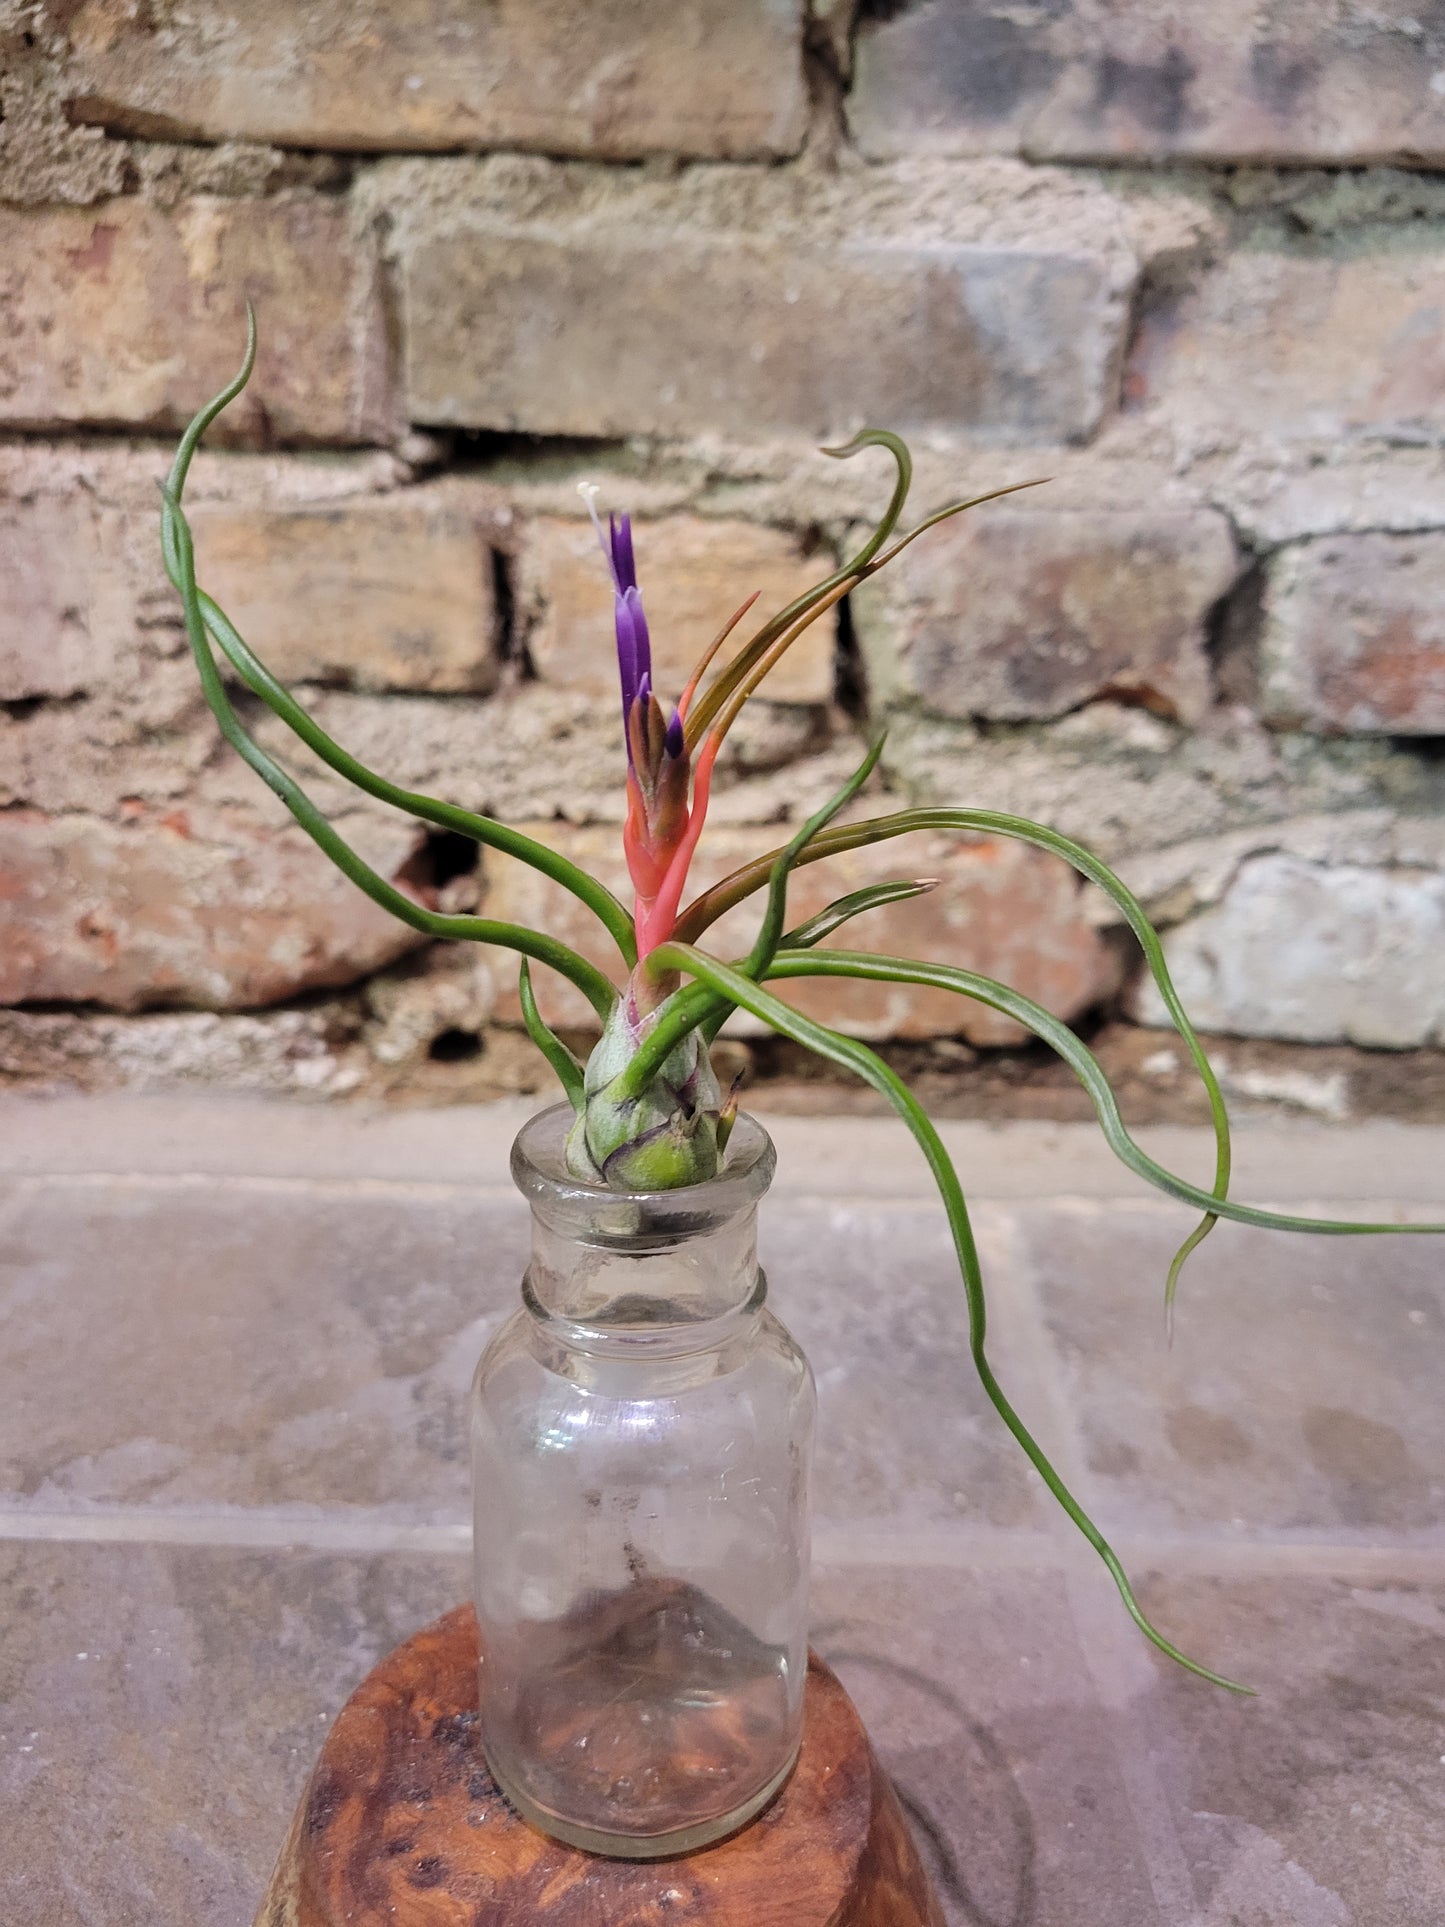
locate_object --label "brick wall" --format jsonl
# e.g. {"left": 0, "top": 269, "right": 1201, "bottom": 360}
{"left": 2, "top": 1, "right": 1443, "bottom": 1101}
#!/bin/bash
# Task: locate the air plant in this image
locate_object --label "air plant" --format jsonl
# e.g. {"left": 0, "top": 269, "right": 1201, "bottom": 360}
{"left": 161, "top": 314, "right": 1443, "bottom": 1695}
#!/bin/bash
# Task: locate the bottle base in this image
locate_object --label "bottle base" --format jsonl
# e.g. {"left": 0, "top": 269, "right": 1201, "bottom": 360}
{"left": 488, "top": 1742, "right": 801, "bottom": 1860}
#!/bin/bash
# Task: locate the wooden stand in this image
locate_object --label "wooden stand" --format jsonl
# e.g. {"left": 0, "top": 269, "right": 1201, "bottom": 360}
{"left": 255, "top": 1604, "right": 943, "bottom": 1926}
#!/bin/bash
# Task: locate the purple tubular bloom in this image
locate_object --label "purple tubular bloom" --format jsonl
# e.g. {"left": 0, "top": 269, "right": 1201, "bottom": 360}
{"left": 609, "top": 513, "right": 637, "bottom": 593}
{"left": 588, "top": 500, "right": 657, "bottom": 766}
{"left": 664, "top": 706, "right": 684, "bottom": 760}
{"left": 607, "top": 514, "right": 651, "bottom": 741}
{"left": 621, "top": 585, "right": 651, "bottom": 692}
{"left": 615, "top": 589, "right": 642, "bottom": 719}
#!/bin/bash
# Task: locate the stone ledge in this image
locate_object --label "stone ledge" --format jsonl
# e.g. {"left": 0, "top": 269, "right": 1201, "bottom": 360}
{"left": 2, "top": 1093, "right": 1442, "bottom": 1202}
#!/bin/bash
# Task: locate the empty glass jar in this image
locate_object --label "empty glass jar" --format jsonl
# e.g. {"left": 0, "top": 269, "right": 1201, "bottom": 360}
{"left": 470, "top": 1105, "right": 814, "bottom": 1858}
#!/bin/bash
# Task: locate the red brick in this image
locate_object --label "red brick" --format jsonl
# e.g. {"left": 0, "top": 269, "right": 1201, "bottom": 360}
{"left": 850, "top": 0, "right": 1445, "bottom": 167}
{"left": 400, "top": 184, "right": 1129, "bottom": 444}
{"left": 0, "top": 197, "right": 391, "bottom": 443}
{"left": 484, "top": 819, "right": 1122, "bottom": 1046}
{"left": 59, "top": 0, "right": 807, "bottom": 161}
{"left": 519, "top": 515, "right": 834, "bottom": 707}
{"left": 188, "top": 500, "right": 500, "bottom": 694}
{"left": 0, "top": 812, "right": 421, "bottom": 1011}
{"left": 1125, "top": 247, "right": 1445, "bottom": 444}
{"left": 0, "top": 499, "right": 115, "bottom": 701}
{"left": 1261, "top": 534, "right": 1445, "bottom": 735}
{"left": 854, "top": 505, "right": 1236, "bottom": 725}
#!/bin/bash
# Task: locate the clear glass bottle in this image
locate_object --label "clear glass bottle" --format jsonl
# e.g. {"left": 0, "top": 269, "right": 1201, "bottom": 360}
{"left": 470, "top": 1105, "right": 814, "bottom": 1859}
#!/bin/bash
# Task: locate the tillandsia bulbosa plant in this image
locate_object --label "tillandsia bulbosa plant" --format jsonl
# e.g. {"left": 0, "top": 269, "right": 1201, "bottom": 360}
{"left": 162, "top": 315, "right": 1444, "bottom": 1696}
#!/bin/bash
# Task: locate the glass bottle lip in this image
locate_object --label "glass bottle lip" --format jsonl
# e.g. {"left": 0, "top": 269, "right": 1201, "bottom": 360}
{"left": 511, "top": 1104, "right": 775, "bottom": 1251}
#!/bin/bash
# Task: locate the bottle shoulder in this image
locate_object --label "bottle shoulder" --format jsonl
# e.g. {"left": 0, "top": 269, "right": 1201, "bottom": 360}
{"left": 471, "top": 1301, "right": 813, "bottom": 1405}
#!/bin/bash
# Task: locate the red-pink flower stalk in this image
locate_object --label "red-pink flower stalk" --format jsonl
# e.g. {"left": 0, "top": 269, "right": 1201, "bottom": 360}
{"left": 585, "top": 490, "right": 722, "bottom": 963}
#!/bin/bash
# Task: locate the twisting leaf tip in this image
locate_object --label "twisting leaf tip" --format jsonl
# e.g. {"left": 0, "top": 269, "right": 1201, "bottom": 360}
{"left": 782, "top": 877, "right": 938, "bottom": 954}
{"left": 819, "top": 429, "right": 913, "bottom": 574}
{"left": 681, "top": 436, "right": 916, "bottom": 754}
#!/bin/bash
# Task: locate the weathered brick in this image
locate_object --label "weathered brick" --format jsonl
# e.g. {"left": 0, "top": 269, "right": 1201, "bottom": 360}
{"left": 1125, "top": 246, "right": 1445, "bottom": 444}
{"left": 60, "top": 0, "right": 807, "bottom": 162}
{"left": 400, "top": 182, "right": 1130, "bottom": 443}
{"left": 854, "top": 505, "right": 1236, "bottom": 724}
{"left": 1132, "top": 851, "right": 1445, "bottom": 1047}
{"left": 188, "top": 501, "right": 500, "bottom": 694}
{"left": 0, "top": 197, "right": 391, "bottom": 443}
{"left": 484, "top": 819, "right": 1122, "bottom": 1044}
{"left": 0, "top": 499, "right": 115, "bottom": 701}
{"left": 0, "top": 811, "right": 420, "bottom": 1011}
{"left": 0, "top": 1003, "right": 366, "bottom": 1097}
{"left": 1261, "top": 534, "right": 1445, "bottom": 735}
{"left": 519, "top": 515, "right": 834, "bottom": 706}
{"left": 850, "top": 0, "right": 1445, "bottom": 167}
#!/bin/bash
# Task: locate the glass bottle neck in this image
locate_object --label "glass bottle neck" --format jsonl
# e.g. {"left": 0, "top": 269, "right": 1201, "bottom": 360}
{"left": 511, "top": 1107, "right": 776, "bottom": 1355}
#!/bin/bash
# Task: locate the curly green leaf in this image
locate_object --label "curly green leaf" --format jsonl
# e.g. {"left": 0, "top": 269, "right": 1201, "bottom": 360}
{"left": 161, "top": 483, "right": 619, "bottom": 1020}
{"left": 818, "top": 429, "right": 914, "bottom": 572}
{"left": 683, "top": 464, "right": 1039, "bottom": 753}
{"left": 783, "top": 878, "right": 939, "bottom": 951}
{"left": 740, "top": 734, "right": 886, "bottom": 982}
{"left": 649, "top": 941, "right": 1253, "bottom": 1695}
{"left": 697, "top": 875, "right": 938, "bottom": 1047}
{"left": 677, "top": 802, "right": 1235, "bottom": 1310}
{"left": 859, "top": 477, "right": 1049, "bottom": 579}
{"left": 183, "top": 583, "right": 635, "bottom": 967}
{"left": 683, "top": 433, "right": 911, "bottom": 751}
{"left": 765, "top": 950, "right": 1445, "bottom": 1242}
{"left": 161, "top": 326, "right": 637, "bottom": 970}
{"left": 164, "top": 300, "right": 258, "bottom": 506}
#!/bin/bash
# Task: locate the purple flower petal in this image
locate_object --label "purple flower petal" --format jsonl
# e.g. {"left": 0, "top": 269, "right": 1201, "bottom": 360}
{"left": 610, "top": 513, "right": 637, "bottom": 592}
{"left": 621, "top": 584, "right": 651, "bottom": 689}
{"left": 664, "top": 706, "right": 684, "bottom": 760}
{"left": 598, "top": 504, "right": 655, "bottom": 772}
{"left": 614, "top": 593, "right": 641, "bottom": 719}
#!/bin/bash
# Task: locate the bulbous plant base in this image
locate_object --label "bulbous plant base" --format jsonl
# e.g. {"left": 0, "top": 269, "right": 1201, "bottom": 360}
{"left": 254, "top": 1605, "right": 944, "bottom": 1927}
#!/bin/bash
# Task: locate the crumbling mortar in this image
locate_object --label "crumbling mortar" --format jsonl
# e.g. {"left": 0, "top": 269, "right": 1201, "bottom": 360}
{"left": 801, "top": 3, "right": 857, "bottom": 169}
{"left": 490, "top": 545, "right": 529, "bottom": 680}
{"left": 1204, "top": 541, "right": 1266, "bottom": 712}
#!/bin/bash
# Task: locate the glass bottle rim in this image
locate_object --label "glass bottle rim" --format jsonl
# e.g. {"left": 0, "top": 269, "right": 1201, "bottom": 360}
{"left": 512, "top": 1104, "right": 775, "bottom": 1250}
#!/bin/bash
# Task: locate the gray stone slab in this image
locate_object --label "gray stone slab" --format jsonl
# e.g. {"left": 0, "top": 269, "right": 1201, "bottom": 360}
{"left": 0, "top": 1177, "right": 1049, "bottom": 1532}
{"left": 4, "top": 1538, "right": 1441, "bottom": 1926}
{"left": 0, "top": 1179, "right": 526, "bottom": 1517}
{"left": 0, "top": 1539, "right": 468, "bottom": 1927}
{"left": 1, "top": 1096, "right": 1440, "bottom": 1926}
{"left": 812, "top": 1561, "right": 1160, "bottom": 1927}
{"left": 1133, "top": 1566, "right": 1445, "bottom": 1925}
{"left": 1022, "top": 1200, "right": 1445, "bottom": 1538}
{"left": 3, "top": 1093, "right": 1443, "bottom": 1207}
{"left": 766, "top": 1200, "right": 1054, "bottom": 1532}
{"left": 0, "top": 1539, "right": 1149, "bottom": 1927}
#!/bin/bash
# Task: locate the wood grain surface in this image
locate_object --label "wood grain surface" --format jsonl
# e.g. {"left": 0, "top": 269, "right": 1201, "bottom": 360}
{"left": 255, "top": 1604, "right": 943, "bottom": 1927}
